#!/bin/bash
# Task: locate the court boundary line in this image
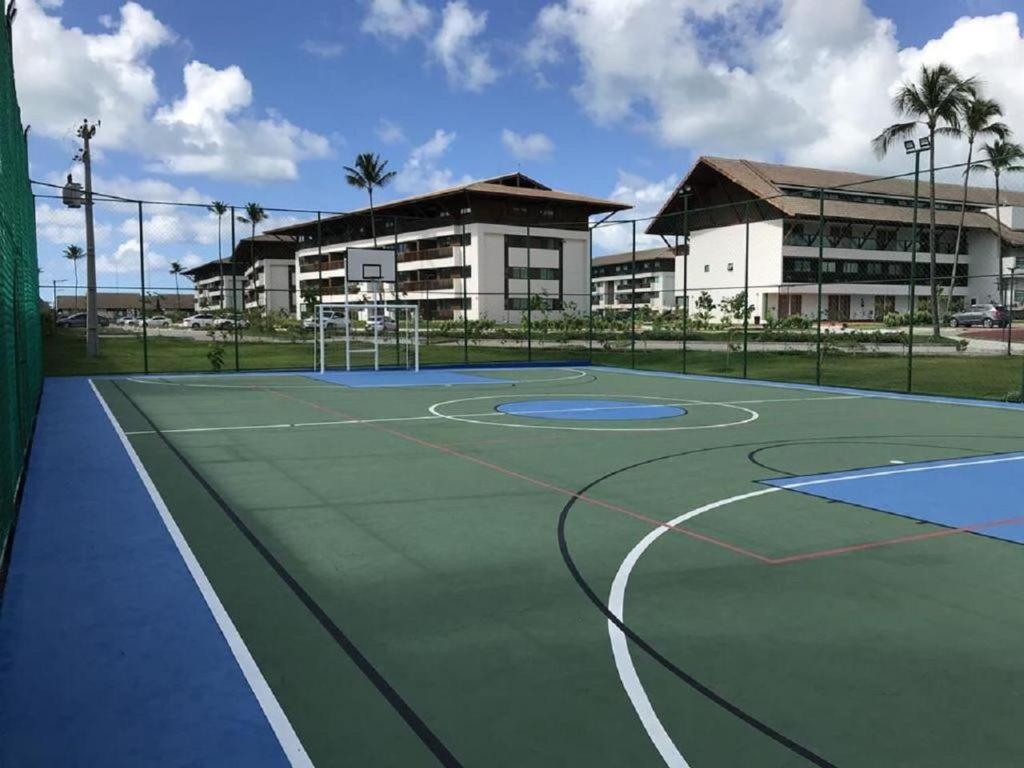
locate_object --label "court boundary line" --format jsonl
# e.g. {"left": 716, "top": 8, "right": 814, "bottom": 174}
{"left": 106, "top": 381, "right": 463, "bottom": 768}
{"left": 88, "top": 380, "right": 313, "bottom": 768}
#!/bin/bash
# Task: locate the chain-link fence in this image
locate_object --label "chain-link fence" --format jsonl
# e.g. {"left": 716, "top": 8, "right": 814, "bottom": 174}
{"left": 2, "top": 13, "right": 43, "bottom": 566}
{"left": 33, "top": 160, "right": 1024, "bottom": 404}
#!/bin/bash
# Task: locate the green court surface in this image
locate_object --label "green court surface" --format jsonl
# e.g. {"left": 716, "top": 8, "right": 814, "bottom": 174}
{"left": 89, "top": 367, "right": 1024, "bottom": 766}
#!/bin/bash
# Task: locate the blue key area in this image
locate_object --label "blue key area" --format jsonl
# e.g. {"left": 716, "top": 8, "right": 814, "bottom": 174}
{"left": 306, "top": 370, "right": 502, "bottom": 388}
{"left": 764, "top": 452, "right": 1024, "bottom": 545}
{"left": 496, "top": 399, "right": 686, "bottom": 421}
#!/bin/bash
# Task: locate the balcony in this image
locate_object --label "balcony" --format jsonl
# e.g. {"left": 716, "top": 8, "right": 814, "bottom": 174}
{"left": 400, "top": 278, "right": 456, "bottom": 292}
{"left": 397, "top": 246, "right": 456, "bottom": 264}
{"left": 300, "top": 258, "right": 346, "bottom": 274}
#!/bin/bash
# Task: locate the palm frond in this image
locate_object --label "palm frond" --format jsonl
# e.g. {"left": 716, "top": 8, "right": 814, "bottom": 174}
{"left": 872, "top": 121, "right": 918, "bottom": 158}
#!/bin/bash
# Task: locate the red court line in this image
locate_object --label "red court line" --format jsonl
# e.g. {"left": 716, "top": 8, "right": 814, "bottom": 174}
{"left": 767, "top": 513, "right": 1024, "bottom": 565}
{"left": 258, "top": 386, "right": 774, "bottom": 564}
{"left": 246, "top": 383, "right": 1019, "bottom": 567}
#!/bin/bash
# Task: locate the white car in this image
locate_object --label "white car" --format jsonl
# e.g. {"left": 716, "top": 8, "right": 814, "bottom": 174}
{"left": 366, "top": 316, "right": 397, "bottom": 332}
{"left": 215, "top": 317, "right": 250, "bottom": 330}
{"left": 303, "top": 311, "right": 348, "bottom": 330}
{"left": 147, "top": 315, "right": 172, "bottom": 328}
{"left": 182, "top": 313, "right": 218, "bottom": 330}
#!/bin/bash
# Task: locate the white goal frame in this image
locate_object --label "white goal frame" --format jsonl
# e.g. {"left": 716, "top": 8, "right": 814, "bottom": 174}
{"left": 314, "top": 302, "right": 420, "bottom": 373}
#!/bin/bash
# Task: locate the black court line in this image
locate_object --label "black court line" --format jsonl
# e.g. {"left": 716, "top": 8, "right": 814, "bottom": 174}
{"left": 559, "top": 432, "right": 1024, "bottom": 766}
{"left": 109, "top": 381, "right": 463, "bottom": 768}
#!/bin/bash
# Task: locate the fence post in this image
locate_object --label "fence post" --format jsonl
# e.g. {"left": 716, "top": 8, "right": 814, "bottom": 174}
{"left": 816, "top": 187, "right": 824, "bottom": 386}
{"left": 588, "top": 224, "right": 594, "bottom": 364}
{"left": 526, "top": 223, "right": 532, "bottom": 363}
{"left": 743, "top": 201, "right": 750, "bottom": 379}
{"left": 683, "top": 197, "right": 689, "bottom": 374}
{"left": 137, "top": 201, "right": 149, "bottom": 374}
{"left": 231, "top": 207, "right": 240, "bottom": 372}
{"left": 907, "top": 151, "right": 921, "bottom": 394}
{"left": 462, "top": 217, "right": 469, "bottom": 366}
{"left": 631, "top": 219, "right": 637, "bottom": 369}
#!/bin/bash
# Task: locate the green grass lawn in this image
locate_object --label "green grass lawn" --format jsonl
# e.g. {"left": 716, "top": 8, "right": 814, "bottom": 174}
{"left": 42, "top": 330, "right": 587, "bottom": 376}
{"left": 593, "top": 348, "right": 1024, "bottom": 402}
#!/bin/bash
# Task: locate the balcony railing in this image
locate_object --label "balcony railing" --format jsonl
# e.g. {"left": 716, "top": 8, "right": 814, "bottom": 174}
{"left": 300, "top": 258, "right": 346, "bottom": 274}
{"left": 400, "top": 278, "right": 456, "bottom": 292}
{"left": 397, "top": 246, "right": 456, "bottom": 264}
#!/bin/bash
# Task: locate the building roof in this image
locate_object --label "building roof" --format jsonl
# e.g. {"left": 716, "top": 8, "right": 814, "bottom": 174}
{"left": 56, "top": 292, "right": 193, "bottom": 312}
{"left": 592, "top": 247, "right": 676, "bottom": 269}
{"left": 647, "top": 156, "right": 1024, "bottom": 246}
{"left": 267, "top": 172, "right": 630, "bottom": 238}
{"left": 183, "top": 235, "right": 298, "bottom": 279}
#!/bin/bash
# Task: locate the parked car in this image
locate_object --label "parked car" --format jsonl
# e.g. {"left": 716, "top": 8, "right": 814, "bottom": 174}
{"left": 181, "top": 313, "right": 218, "bottom": 330}
{"left": 56, "top": 313, "right": 110, "bottom": 328}
{"left": 117, "top": 315, "right": 137, "bottom": 327}
{"left": 147, "top": 316, "right": 172, "bottom": 328}
{"left": 366, "top": 316, "right": 397, "bottom": 332}
{"left": 302, "top": 311, "right": 348, "bottom": 330}
{"left": 950, "top": 304, "right": 1010, "bottom": 328}
{"left": 214, "top": 317, "right": 250, "bottom": 330}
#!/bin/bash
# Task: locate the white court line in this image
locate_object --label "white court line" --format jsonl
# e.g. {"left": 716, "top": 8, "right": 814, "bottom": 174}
{"left": 122, "top": 393, "right": 865, "bottom": 437}
{"left": 779, "top": 453, "right": 1024, "bottom": 490}
{"left": 609, "top": 488, "right": 781, "bottom": 768}
{"left": 90, "top": 381, "right": 312, "bottom": 768}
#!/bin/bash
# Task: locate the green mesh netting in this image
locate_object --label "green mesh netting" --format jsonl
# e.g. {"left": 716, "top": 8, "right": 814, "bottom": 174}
{"left": 1, "top": 15, "right": 42, "bottom": 561}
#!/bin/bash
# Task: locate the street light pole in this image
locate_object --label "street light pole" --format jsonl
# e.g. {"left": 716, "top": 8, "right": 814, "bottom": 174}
{"left": 77, "top": 119, "right": 100, "bottom": 357}
{"left": 51, "top": 278, "right": 67, "bottom": 331}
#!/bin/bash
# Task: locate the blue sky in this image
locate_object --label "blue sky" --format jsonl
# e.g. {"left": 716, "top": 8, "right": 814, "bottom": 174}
{"left": 13, "top": 0, "right": 1024, "bottom": 289}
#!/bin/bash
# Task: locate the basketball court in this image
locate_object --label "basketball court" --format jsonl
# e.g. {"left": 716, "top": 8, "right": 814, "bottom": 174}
{"left": 2, "top": 365, "right": 1024, "bottom": 767}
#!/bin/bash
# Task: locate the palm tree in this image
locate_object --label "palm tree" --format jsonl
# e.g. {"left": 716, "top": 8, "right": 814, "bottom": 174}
{"left": 873, "top": 63, "right": 975, "bottom": 336}
{"left": 169, "top": 261, "right": 183, "bottom": 316}
{"left": 974, "top": 140, "right": 1024, "bottom": 303}
{"left": 343, "top": 153, "right": 396, "bottom": 247}
{"left": 208, "top": 201, "right": 230, "bottom": 305}
{"left": 237, "top": 203, "right": 269, "bottom": 310}
{"left": 63, "top": 244, "right": 85, "bottom": 307}
{"left": 945, "top": 96, "right": 1008, "bottom": 314}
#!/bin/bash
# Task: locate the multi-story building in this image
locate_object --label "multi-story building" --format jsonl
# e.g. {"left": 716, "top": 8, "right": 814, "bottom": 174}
{"left": 184, "top": 235, "right": 297, "bottom": 316}
{"left": 183, "top": 259, "right": 245, "bottom": 312}
{"left": 646, "top": 157, "right": 1024, "bottom": 322}
{"left": 591, "top": 248, "right": 676, "bottom": 312}
{"left": 269, "top": 173, "right": 629, "bottom": 322}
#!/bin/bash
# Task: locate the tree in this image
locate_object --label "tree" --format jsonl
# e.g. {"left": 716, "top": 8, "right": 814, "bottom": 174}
{"left": 208, "top": 201, "right": 230, "bottom": 307}
{"left": 169, "top": 261, "right": 183, "bottom": 315}
{"left": 723, "top": 291, "right": 755, "bottom": 324}
{"left": 974, "top": 139, "right": 1024, "bottom": 302}
{"left": 63, "top": 244, "right": 85, "bottom": 306}
{"left": 945, "top": 96, "right": 1008, "bottom": 314}
{"left": 873, "top": 63, "right": 975, "bottom": 336}
{"left": 343, "top": 153, "right": 396, "bottom": 247}
{"left": 694, "top": 290, "right": 716, "bottom": 327}
{"left": 237, "top": 203, "right": 269, "bottom": 309}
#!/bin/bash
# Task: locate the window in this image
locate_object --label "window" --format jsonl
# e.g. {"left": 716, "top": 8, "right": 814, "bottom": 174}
{"left": 843, "top": 262, "right": 859, "bottom": 275}
{"left": 822, "top": 261, "right": 837, "bottom": 273}
{"left": 704, "top": 265, "right": 710, "bottom": 273}
{"left": 727, "top": 263, "right": 734, "bottom": 272}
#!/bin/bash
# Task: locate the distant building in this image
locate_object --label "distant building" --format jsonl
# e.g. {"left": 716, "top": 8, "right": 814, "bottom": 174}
{"left": 56, "top": 292, "right": 193, "bottom": 317}
{"left": 591, "top": 248, "right": 676, "bottom": 312}
{"left": 646, "top": 156, "right": 1024, "bottom": 322}
{"left": 184, "top": 235, "right": 297, "bottom": 316}
{"left": 269, "top": 173, "right": 629, "bottom": 322}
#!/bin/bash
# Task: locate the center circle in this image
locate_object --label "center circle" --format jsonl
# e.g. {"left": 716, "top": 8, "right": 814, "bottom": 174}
{"left": 495, "top": 399, "right": 687, "bottom": 422}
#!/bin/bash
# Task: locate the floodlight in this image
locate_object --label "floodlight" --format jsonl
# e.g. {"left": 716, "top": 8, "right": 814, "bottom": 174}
{"left": 918, "top": 137, "right": 931, "bottom": 150}
{"left": 903, "top": 140, "right": 916, "bottom": 153}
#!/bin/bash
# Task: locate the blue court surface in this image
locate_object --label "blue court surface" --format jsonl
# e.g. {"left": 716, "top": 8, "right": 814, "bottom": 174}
{"left": 765, "top": 452, "right": 1024, "bottom": 545}
{"left": 0, "top": 378, "right": 293, "bottom": 767}
{"left": 495, "top": 398, "right": 686, "bottom": 421}
{"left": 305, "top": 369, "right": 502, "bottom": 388}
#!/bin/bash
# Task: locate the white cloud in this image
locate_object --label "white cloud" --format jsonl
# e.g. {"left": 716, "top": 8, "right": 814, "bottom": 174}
{"left": 376, "top": 118, "right": 407, "bottom": 145}
{"left": 501, "top": 129, "right": 554, "bottom": 161}
{"left": 96, "top": 237, "right": 167, "bottom": 276}
{"left": 13, "top": 1, "right": 331, "bottom": 182}
{"left": 35, "top": 203, "right": 113, "bottom": 247}
{"left": 362, "top": 0, "right": 432, "bottom": 40}
{"left": 592, "top": 171, "right": 678, "bottom": 255}
{"left": 432, "top": 1, "right": 498, "bottom": 91}
{"left": 529, "top": 1, "right": 1024, "bottom": 177}
{"left": 300, "top": 40, "right": 345, "bottom": 59}
{"left": 393, "top": 129, "right": 472, "bottom": 195}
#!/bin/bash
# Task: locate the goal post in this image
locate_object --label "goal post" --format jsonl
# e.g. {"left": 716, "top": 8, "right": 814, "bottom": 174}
{"left": 313, "top": 302, "right": 420, "bottom": 373}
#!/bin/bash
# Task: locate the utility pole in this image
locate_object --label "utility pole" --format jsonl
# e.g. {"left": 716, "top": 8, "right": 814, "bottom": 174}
{"left": 77, "top": 119, "right": 100, "bottom": 357}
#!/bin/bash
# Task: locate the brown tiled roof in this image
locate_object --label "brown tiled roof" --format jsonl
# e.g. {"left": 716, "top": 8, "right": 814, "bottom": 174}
{"left": 267, "top": 173, "right": 630, "bottom": 235}
{"left": 648, "top": 156, "right": 1024, "bottom": 246}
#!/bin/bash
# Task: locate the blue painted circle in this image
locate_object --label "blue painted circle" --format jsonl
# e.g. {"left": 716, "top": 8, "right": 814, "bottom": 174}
{"left": 495, "top": 399, "right": 686, "bottom": 421}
